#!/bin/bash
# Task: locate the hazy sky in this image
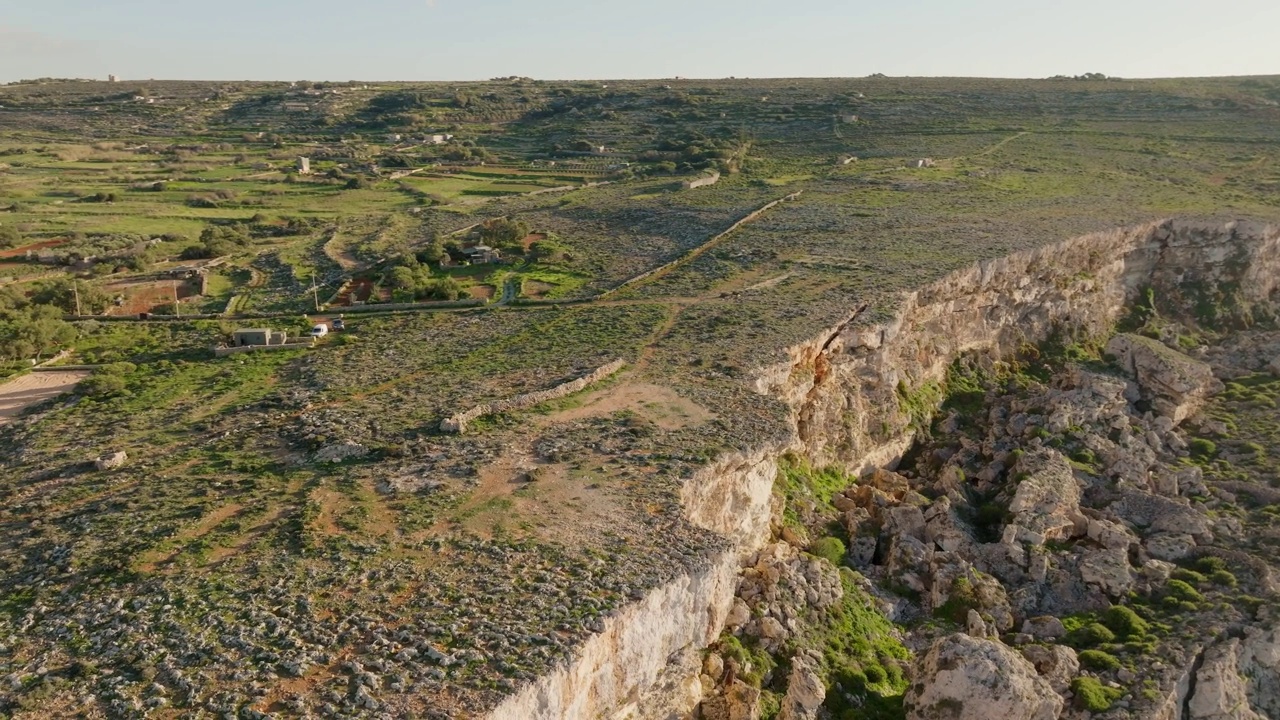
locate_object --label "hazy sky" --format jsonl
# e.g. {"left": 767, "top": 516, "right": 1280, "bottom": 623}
{"left": 2, "top": 0, "right": 1277, "bottom": 83}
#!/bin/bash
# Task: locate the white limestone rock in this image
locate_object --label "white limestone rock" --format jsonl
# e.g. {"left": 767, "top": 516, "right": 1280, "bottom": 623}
{"left": 903, "top": 634, "right": 1062, "bottom": 720}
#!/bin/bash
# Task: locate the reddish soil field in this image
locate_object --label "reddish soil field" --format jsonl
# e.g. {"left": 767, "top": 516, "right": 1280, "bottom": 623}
{"left": 103, "top": 280, "right": 193, "bottom": 316}
{"left": 521, "top": 233, "right": 546, "bottom": 251}
{"left": 335, "top": 278, "right": 392, "bottom": 307}
{"left": 0, "top": 238, "right": 67, "bottom": 259}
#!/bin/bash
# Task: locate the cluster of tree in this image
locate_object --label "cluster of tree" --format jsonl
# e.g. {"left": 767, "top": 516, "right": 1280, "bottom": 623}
{"left": 179, "top": 217, "right": 319, "bottom": 259}
{"left": 0, "top": 285, "right": 78, "bottom": 361}
{"left": 185, "top": 188, "right": 238, "bottom": 208}
{"left": 79, "top": 192, "right": 118, "bottom": 204}
{"left": 180, "top": 224, "right": 252, "bottom": 260}
{"left": 367, "top": 91, "right": 434, "bottom": 114}
{"left": 0, "top": 225, "right": 21, "bottom": 249}
{"left": 384, "top": 261, "right": 465, "bottom": 302}
{"left": 78, "top": 362, "right": 136, "bottom": 398}
{"left": 477, "top": 218, "right": 530, "bottom": 251}
{"left": 1049, "top": 73, "right": 1114, "bottom": 81}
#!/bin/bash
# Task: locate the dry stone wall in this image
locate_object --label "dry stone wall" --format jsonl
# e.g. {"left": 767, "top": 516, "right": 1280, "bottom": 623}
{"left": 440, "top": 359, "right": 626, "bottom": 433}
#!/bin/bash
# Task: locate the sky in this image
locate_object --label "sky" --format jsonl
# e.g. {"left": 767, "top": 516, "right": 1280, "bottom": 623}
{"left": 1, "top": 0, "right": 1277, "bottom": 83}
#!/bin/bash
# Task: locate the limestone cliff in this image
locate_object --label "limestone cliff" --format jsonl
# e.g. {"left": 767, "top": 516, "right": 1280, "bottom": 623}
{"left": 483, "top": 218, "right": 1280, "bottom": 720}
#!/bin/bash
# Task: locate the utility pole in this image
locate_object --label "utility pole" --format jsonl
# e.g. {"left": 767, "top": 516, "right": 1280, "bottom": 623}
{"left": 173, "top": 279, "right": 181, "bottom": 318}
{"left": 72, "top": 281, "right": 81, "bottom": 316}
{"left": 312, "top": 267, "right": 320, "bottom": 312}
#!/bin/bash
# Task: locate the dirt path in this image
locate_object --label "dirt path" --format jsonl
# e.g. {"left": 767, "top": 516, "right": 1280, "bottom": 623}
{"left": 323, "top": 223, "right": 362, "bottom": 272}
{"left": 0, "top": 371, "right": 88, "bottom": 426}
{"left": 974, "top": 131, "right": 1030, "bottom": 157}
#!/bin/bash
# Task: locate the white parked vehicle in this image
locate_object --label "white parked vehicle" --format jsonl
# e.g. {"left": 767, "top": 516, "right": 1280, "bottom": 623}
{"left": 310, "top": 323, "right": 329, "bottom": 338}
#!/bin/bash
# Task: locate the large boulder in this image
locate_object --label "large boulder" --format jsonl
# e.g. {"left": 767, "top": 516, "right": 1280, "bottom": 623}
{"left": 1020, "top": 644, "right": 1079, "bottom": 693}
{"left": 1106, "top": 333, "right": 1223, "bottom": 425}
{"left": 1005, "top": 448, "right": 1085, "bottom": 544}
{"left": 777, "top": 652, "right": 825, "bottom": 720}
{"left": 701, "top": 679, "right": 761, "bottom": 720}
{"left": 903, "top": 634, "right": 1063, "bottom": 720}
{"left": 94, "top": 451, "right": 128, "bottom": 471}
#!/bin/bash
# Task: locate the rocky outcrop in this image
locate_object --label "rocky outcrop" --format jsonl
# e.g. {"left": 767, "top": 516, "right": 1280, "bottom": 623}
{"left": 94, "top": 450, "right": 128, "bottom": 471}
{"left": 734, "top": 543, "right": 843, "bottom": 652}
{"left": 483, "top": 219, "right": 1280, "bottom": 720}
{"left": 1106, "top": 333, "right": 1223, "bottom": 424}
{"left": 1020, "top": 644, "right": 1078, "bottom": 694}
{"left": 485, "top": 549, "right": 739, "bottom": 720}
{"left": 1181, "top": 622, "right": 1280, "bottom": 720}
{"left": 1188, "top": 638, "right": 1266, "bottom": 720}
{"left": 777, "top": 652, "right": 825, "bottom": 720}
{"left": 757, "top": 219, "right": 1279, "bottom": 470}
{"left": 1004, "top": 448, "right": 1085, "bottom": 545}
{"left": 1239, "top": 623, "right": 1280, "bottom": 719}
{"left": 903, "top": 634, "right": 1063, "bottom": 720}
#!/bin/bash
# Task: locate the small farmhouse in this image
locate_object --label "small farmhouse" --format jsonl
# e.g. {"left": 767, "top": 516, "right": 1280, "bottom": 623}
{"left": 682, "top": 170, "right": 722, "bottom": 190}
{"left": 462, "top": 246, "right": 501, "bottom": 264}
{"left": 232, "top": 328, "right": 288, "bottom": 347}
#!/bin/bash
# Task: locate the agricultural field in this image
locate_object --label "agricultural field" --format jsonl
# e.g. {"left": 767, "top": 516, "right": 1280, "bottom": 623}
{"left": 0, "top": 75, "right": 1279, "bottom": 718}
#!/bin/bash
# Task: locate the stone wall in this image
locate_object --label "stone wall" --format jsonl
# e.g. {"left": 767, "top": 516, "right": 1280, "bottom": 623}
{"left": 440, "top": 359, "right": 626, "bottom": 434}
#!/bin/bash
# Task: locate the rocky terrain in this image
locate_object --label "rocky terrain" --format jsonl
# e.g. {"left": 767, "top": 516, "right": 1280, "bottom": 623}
{"left": 3, "top": 73, "right": 1280, "bottom": 720}
{"left": 691, "top": 220, "right": 1280, "bottom": 720}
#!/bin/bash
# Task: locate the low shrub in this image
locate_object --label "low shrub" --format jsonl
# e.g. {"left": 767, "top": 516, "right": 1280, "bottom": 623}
{"left": 1166, "top": 579, "right": 1204, "bottom": 603}
{"left": 1102, "top": 605, "right": 1148, "bottom": 639}
{"left": 1170, "top": 569, "right": 1207, "bottom": 585}
{"left": 808, "top": 537, "right": 847, "bottom": 566}
{"left": 1068, "top": 622, "right": 1116, "bottom": 647}
{"left": 1189, "top": 438, "right": 1218, "bottom": 459}
{"left": 1210, "top": 570, "right": 1238, "bottom": 588}
{"left": 1072, "top": 676, "right": 1122, "bottom": 711}
{"left": 1078, "top": 649, "right": 1122, "bottom": 671}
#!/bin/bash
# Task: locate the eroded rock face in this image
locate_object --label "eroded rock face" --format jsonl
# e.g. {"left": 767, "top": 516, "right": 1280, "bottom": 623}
{"left": 1188, "top": 638, "right": 1266, "bottom": 720}
{"left": 903, "top": 634, "right": 1062, "bottom": 720}
{"left": 1005, "top": 448, "right": 1085, "bottom": 544}
{"left": 1239, "top": 623, "right": 1280, "bottom": 719}
{"left": 777, "top": 652, "right": 825, "bottom": 720}
{"left": 1106, "top": 333, "right": 1223, "bottom": 425}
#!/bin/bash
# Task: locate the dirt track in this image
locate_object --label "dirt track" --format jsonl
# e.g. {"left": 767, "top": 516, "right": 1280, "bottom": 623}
{"left": 0, "top": 371, "right": 88, "bottom": 426}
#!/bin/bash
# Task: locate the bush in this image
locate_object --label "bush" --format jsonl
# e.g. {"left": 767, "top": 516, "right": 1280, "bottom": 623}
{"left": 1072, "top": 677, "right": 1122, "bottom": 712}
{"left": 1210, "top": 570, "right": 1238, "bottom": 588}
{"left": 79, "top": 372, "right": 128, "bottom": 398}
{"left": 1166, "top": 579, "right": 1204, "bottom": 603}
{"left": 0, "top": 225, "right": 20, "bottom": 248}
{"left": 1171, "top": 568, "right": 1207, "bottom": 585}
{"left": 863, "top": 664, "right": 888, "bottom": 685}
{"left": 1102, "top": 605, "right": 1149, "bottom": 639}
{"left": 1189, "top": 438, "right": 1218, "bottom": 460}
{"left": 808, "top": 537, "right": 846, "bottom": 566}
{"left": 1078, "top": 649, "right": 1122, "bottom": 671}
{"left": 1068, "top": 622, "right": 1116, "bottom": 647}
{"left": 1195, "top": 556, "right": 1228, "bottom": 574}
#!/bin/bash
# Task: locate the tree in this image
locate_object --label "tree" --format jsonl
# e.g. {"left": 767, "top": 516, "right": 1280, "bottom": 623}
{"left": 30, "top": 279, "right": 110, "bottom": 315}
{"left": 479, "top": 218, "right": 530, "bottom": 252}
{"left": 0, "top": 300, "right": 76, "bottom": 361}
{"left": 0, "top": 225, "right": 20, "bottom": 249}
{"left": 387, "top": 266, "right": 416, "bottom": 290}
{"left": 418, "top": 277, "right": 464, "bottom": 301}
